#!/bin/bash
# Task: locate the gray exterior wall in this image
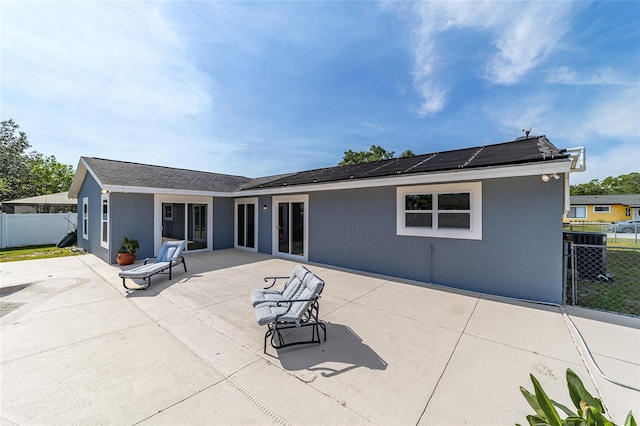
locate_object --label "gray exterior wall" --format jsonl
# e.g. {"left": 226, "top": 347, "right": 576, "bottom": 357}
{"left": 110, "top": 193, "right": 154, "bottom": 263}
{"left": 257, "top": 195, "right": 272, "bottom": 254}
{"left": 213, "top": 197, "right": 234, "bottom": 249}
{"left": 308, "top": 175, "right": 565, "bottom": 304}
{"left": 76, "top": 173, "right": 154, "bottom": 263}
{"left": 77, "top": 174, "right": 109, "bottom": 263}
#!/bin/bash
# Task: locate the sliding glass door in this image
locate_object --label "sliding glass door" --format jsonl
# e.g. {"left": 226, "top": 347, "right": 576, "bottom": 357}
{"left": 235, "top": 198, "right": 257, "bottom": 251}
{"left": 273, "top": 195, "right": 308, "bottom": 260}
{"left": 161, "top": 202, "right": 208, "bottom": 251}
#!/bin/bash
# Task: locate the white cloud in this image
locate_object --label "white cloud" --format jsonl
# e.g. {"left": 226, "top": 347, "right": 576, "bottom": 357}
{"left": 569, "top": 141, "right": 640, "bottom": 185}
{"left": 481, "top": 86, "right": 640, "bottom": 183}
{"left": 483, "top": 2, "right": 573, "bottom": 85}
{"left": 547, "top": 66, "right": 635, "bottom": 86}
{"left": 393, "top": 2, "right": 575, "bottom": 115}
{"left": 1, "top": 2, "right": 215, "bottom": 169}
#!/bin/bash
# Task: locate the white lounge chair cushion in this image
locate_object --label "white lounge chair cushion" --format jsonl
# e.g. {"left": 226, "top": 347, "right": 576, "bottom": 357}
{"left": 119, "top": 262, "right": 171, "bottom": 279}
{"left": 118, "top": 240, "right": 186, "bottom": 281}
{"left": 250, "top": 265, "right": 310, "bottom": 306}
{"left": 254, "top": 273, "right": 324, "bottom": 326}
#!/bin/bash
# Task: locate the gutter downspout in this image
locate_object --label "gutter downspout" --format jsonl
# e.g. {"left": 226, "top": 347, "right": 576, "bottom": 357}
{"left": 561, "top": 147, "right": 586, "bottom": 214}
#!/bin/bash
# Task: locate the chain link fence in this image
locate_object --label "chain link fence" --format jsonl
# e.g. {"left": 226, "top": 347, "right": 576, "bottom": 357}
{"left": 564, "top": 240, "right": 640, "bottom": 317}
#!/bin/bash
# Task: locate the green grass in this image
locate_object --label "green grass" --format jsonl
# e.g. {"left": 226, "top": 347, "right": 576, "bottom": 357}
{"left": 570, "top": 247, "right": 640, "bottom": 317}
{"left": 0, "top": 245, "right": 85, "bottom": 263}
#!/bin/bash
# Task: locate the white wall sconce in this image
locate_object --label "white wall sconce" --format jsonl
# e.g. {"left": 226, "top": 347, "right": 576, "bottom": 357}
{"left": 262, "top": 204, "right": 268, "bottom": 210}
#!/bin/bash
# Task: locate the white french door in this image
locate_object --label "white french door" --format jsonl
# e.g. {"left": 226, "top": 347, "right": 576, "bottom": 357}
{"left": 272, "top": 195, "right": 308, "bottom": 260}
{"left": 235, "top": 198, "right": 258, "bottom": 252}
{"left": 154, "top": 195, "right": 212, "bottom": 254}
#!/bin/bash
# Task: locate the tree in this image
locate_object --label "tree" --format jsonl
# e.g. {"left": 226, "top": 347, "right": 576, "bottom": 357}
{"left": 570, "top": 172, "right": 640, "bottom": 195}
{"left": 338, "top": 145, "right": 415, "bottom": 166}
{"left": 29, "top": 154, "right": 74, "bottom": 196}
{"left": 0, "top": 119, "right": 75, "bottom": 202}
{"left": 1, "top": 119, "right": 33, "bottom": 202}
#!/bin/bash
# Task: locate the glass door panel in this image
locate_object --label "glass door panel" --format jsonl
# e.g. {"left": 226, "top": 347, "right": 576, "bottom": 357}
{"left": 162, "top": 203, "right": 185, "bottom": 241}
{"left": 188, "top": 204, "right": 207, "bottom": 250}
{"left": 278, "top": 202, "right": 290, "bottom": 254}
{"left": 291, "top": 202, "right": 304, "bottom": 256}
{"left": 237, "top": 204, "right": 245, "bottom": 247}
{"left": 246, "top": 203, "right": 255, "bottom": 248}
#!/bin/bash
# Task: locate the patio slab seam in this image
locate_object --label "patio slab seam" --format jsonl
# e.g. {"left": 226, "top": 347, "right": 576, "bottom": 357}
{"left": 415, "top": 297, "right": 481, "bottom": 424}
{"left": 148, "top": 320, "right": 294, "bottom": 426}
{"left": 462, "top": 331, "right": 586, "bottom": 368}
{"left": 3, "top": 291, "right": 122, "bottom": 318}
{"left": 0, "top": 319, "right": 158, "bottom": 365}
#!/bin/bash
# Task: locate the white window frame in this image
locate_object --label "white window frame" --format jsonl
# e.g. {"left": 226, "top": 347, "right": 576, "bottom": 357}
{"left": 82, "top": 197, "right": 89, "bottom": 240}
{"left": 593, "top": 205, "right": 611, "bottom": 213}
{"left": 272, "top": 194, "right": 309, "bottom": 261}
{"left": 234, "top": 197, "right": 258, "bottom": 252}
{"left": 567, "top": 206, "right": 587, "bottom": 219}
{"left": 100, "top": 193, "right": 109, "bottom": 249}
{"left": 396, "top": 182, "right": 482, "bottom": 240}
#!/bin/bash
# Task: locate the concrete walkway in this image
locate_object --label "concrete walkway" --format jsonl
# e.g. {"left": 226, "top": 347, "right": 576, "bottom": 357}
{"left": 1, "top": 249, "right": 638, "bottom": 425}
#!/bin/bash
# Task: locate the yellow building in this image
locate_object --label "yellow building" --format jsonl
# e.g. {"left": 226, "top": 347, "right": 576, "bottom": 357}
{"left": 565, "top": 194, "right": 640, "bottom": 223}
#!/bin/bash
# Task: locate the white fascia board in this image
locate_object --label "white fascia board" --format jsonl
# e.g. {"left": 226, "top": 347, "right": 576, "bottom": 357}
{"left": 69, "top": 158, "right": 103, "bottom": 198}
{"left": 235, "top": 159, "right": 572, "bottom": 197}
{"left": 101, "top": 185, "right": 229, "bottom": 198}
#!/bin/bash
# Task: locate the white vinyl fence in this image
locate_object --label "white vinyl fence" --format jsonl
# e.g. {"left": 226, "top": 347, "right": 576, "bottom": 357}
{"left": 0, "top": 213, "right": 77, "bottom": 249}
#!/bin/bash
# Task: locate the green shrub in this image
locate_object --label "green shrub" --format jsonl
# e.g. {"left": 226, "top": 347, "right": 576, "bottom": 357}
{"left": 517, "top": 368, "right": 636, "bottom": 426}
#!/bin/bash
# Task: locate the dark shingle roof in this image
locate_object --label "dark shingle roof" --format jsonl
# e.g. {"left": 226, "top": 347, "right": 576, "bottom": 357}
{"left": 570, "top": 194, "right": 640, "bottom": 207}
{"left": 242, "top": 136, "right": 567, "bottom": 190}
{"left": 83, "top": 157, "right": 252, "bottom": 193}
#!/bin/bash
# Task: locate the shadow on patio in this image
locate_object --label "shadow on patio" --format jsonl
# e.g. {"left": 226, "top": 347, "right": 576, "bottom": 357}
{"left": 273, "top": 323, "right": 388, "bottom": 377}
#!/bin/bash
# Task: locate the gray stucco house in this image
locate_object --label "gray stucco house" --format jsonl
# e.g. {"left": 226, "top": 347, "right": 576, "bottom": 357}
{"left": 69, "top": 136, "right": 585, "bottom": 304}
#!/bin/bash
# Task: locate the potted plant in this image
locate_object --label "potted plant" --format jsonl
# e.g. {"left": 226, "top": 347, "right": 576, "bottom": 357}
{"left": 116, "top": 236, "right": 139, "bottom": 266}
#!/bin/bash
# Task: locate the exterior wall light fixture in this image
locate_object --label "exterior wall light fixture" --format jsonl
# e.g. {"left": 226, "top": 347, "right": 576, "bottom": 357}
{"left": 541, "top": 173, "right": 560, "bottom": 182}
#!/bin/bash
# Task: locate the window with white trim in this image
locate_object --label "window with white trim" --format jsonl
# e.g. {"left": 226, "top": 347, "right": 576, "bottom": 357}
{"left": 100, "top": 194, "right": 109, "bottom": 248}
{"left": 593, "top": 206, "right": 610, "bottom": 213}
{"left": 567, "top": 206, "right": 587, "bottom": 219}
{"left": 82, "top": 197, "right": 89, "bottom": 240}
{"left": 397, "top": 182, "right": 482, "bottom": 240}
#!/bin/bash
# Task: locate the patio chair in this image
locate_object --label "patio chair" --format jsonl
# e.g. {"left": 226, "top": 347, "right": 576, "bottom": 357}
{"left": 250, "top": 264, "right": 310, "bottom": 307}
{"left": 119, "top": 240, "right": 187, "bottom": 290}
{"left": 253, "top": 268, "right": 326, "bottom": 353}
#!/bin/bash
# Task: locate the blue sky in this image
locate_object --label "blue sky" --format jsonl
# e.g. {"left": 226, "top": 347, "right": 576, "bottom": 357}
{"left": 1, "top": 1, "right": 638, "bottom": 185}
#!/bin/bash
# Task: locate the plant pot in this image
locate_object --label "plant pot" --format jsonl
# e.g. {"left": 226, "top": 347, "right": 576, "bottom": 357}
{"left": 116, "top": 253, "right": 136, "bottom": 266}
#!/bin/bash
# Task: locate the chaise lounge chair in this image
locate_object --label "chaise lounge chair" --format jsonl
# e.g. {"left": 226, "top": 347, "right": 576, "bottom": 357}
{"left": 252, "top": 265, "right": 326, "bottom": 353}
{"left": 119, "top": 240, "right": 187, "bottom": 290}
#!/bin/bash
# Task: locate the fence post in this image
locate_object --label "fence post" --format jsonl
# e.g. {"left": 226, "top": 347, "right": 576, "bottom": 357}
{"left": 562, "top": 242, "right": 568, "bottom": 305}
{"left": 0, "top": 213, "right": 6, "bottom": 249}
{"left": 570, "top": 242, "right": 577, "bottom": 305}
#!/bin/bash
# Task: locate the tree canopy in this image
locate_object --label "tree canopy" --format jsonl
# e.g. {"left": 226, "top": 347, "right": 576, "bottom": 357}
{"left": 570, "top": 172, "right": 640, "bottom": 195}
{"left": 0, "top": 119, "right": 75, "bottom": 202}
{"left": 338, "top": 145, "right": 415, "bottom": 166}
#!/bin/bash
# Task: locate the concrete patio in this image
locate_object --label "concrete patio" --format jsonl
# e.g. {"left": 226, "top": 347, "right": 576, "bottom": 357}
{"left": 1, "top": 249, "right": 638, "bottom": 425}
